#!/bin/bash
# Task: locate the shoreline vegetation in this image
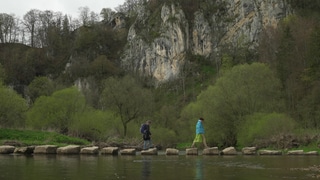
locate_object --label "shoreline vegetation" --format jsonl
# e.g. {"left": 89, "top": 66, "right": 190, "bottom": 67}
{"left": 0, "top": 128, "right": 91, "bottom": 147}
{"left": 1, "top": 128, "right": 320, "bottom": 155}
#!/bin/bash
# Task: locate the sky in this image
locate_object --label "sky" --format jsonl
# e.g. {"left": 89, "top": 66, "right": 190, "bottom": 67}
{"left": 0, "top": 0, "right": 126, "bottom": 18}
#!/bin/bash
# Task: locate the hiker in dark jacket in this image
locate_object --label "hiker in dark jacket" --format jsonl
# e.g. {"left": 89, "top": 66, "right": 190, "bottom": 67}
{"left": 141, "top": 120, "right": 152, "bottom": 150}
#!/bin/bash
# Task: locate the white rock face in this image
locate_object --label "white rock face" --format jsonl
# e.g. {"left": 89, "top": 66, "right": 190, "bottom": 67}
{"left": 121, "top": 0, "right": 291, "bottom": 84}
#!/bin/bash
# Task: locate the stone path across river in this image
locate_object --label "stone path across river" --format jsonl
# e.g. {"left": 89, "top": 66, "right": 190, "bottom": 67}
{"left": 0, "top": 145, "right": 318, "bottom": 156}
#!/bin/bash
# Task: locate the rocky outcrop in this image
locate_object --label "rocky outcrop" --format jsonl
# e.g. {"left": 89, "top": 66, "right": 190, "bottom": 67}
{"left": 121, "top": 0, "right": 291, "bottom": 84}
{"left": 122, "top": 4, "right": 188, "bottom": 85}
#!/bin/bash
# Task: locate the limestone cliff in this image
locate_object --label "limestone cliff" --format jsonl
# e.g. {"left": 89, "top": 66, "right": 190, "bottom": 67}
{"left": 120, "top": 0, "right": 292, "bottom": 84}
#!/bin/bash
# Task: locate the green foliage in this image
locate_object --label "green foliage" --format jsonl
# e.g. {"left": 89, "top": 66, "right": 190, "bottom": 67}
{"left": 73, "top": 25, "right": 127, "bottom": 61}
{"left": 179, "top": 102, "right": 203, "bottom": 140}
{"left": 0, "top": 44, "right": 47, "bottom": 93}
{"left": 293, "top": 128, "right": 320, "bottom": 148}
{"left": 276, "top": 25, "right": 295, "bottom": 92}
{"left": 90, "top": 55, "right": 121, "bottom": 80}
{"left": 306, "top": 25, "right": 320, "bottom": 81}
{"left": 185, "top": 63, "right": 284, "bottom": 147}
{"left": 0, "top": 84, "right": 28, "bottom": 128}
{"left": 220, "top": 54, "right": 234, "bottom": 71}
{"left": 297, "top": 84, "right": 320, "bottom": 129}
{"left": 289, "top": 0, "right": 320, "bottom": 16}
{"left": 26, "top": 87, "right": 86, "bottom": 133}
{"left": 0, "top": 63, "right": 5, "bottom": 83}
{"left": 176, "top": 142, "right": 192, "bottom": 149}
{"left": 220, "top": 34, "right": 256, "bottom": 67}
{"left": 70, "top": 109, "right": 118, "bottom": 141}
{"left": 101, "top": 75, "right": 154, "bottom": 137}
{"left": 152, "top": 127, "right": 177, "bottom": 147}
{"left": 0, "top": 128, "right": 90, "bottom": 146}
{"left": 154, "top": 105, "right": 179, "bottom": 129}
{"left": 237, "top": 113, "right": 296, "bottom": 148}
{"left": 27, "top": 76, "right": 55, "bottom": 104}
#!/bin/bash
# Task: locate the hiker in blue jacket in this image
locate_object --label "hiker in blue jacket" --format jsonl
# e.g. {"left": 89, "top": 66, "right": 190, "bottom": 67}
{"left": 191, "top": 118, "right": 209, "bottom": 148}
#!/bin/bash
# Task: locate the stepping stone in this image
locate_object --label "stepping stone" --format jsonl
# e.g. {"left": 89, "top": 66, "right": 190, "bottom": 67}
{"left": 259, "top": 150, "right": 282, "bottom": 155}
{"left": 186, "top": 148, "right": 198, "bottom": 155}
{"left": 0, "top": 145, "right": 15, "bottom": 154}
{"left": 242, "top": 147, "right": 257, "bottom": 155}
{"left": 141, "top": 148, "right": 157, "bottom": 155}
{"left": 287, "top": 150, "right": 304, "bottom": 155}
{"left": 101, "top": 147, "right": 119, "bottom": 155}
{"left": 305, "top": 151, "right": 318, "bottom": 155}
{"left": 203, "top": 147, "right": 219, "bottom": 155}
{"left": 14, "top": 146, "right": 35, "bottom": 154}
{"left": 80, "top": 146, "right": 99, "bottom": 154}
{"left": 221, "top": 147, "right": 237, "bottom": 155}
{"left": 57, "top": 145, "right": 81, "bottom": 154}
{"left": 120, "top": 148, "right": 136, "bottom": 155}
{"left": 165, "top": 148, "right": 179, "bottom": 155}
{"left": 34, "top": 145, "right": 58, "bottom": 154}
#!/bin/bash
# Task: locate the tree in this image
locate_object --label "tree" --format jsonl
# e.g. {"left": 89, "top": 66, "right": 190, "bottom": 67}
{"left": 78, "top": 6, "right": 99, "bottom": 26}
{"left": 23, "top": 9, "right": 40, "bottom": 47}
{"left": 90, "top": 55, "right": 120, "bottom": 80}
{"left": 0, "top": 84, "right": 28, "bottom": 128}
{"left": 297, "top": 83, "right": 320, "bottom": 129}
{"left": 26, "top": 87, "right": 86, "bottom": 134}
{"left": 0, "top": 13, "right": 18, "bottom": 43}
{"left": 115, "top": 0, "right": 146, "bottom": 17}
{"left": 187, "top": 63, "right": 283, "bottom": 146}
{"left": 100, "top": 75, "right": 154, "bottom": 137}
{"left": 27, "top": 76, "right": 54, "bottom": 104}
{"left": 100, "top": 8, "right": 114, "bottom": 23}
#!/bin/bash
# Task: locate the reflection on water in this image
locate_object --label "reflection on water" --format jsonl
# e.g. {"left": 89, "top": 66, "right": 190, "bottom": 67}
{"left": 195, "top": 158, "right": 203, "bottom": 180}
{"left": 1, "top": 154, "right": 320, "bottom": 180}
{"left": 141, "top": 156, "right": 152, "bottom": 180}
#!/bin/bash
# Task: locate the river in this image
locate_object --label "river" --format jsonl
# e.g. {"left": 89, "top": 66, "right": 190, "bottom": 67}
{"left": 0, "top": 153, "right": 319, "bottom": 180}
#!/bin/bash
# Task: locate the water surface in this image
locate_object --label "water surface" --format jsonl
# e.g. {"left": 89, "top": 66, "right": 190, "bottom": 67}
{"left": 0, "top": 153, "right": 319, "bottom": 180}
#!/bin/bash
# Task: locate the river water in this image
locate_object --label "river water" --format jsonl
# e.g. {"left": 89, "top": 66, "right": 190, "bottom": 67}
{"left": 0, "top": 152, "right": 319, "bottom": 180}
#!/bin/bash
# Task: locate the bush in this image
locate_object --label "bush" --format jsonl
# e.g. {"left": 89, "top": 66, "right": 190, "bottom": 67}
{"left": 152, "top": 127, "right": 177, "bottom": 148}
{"left": 237, "top": 113, "right": 296, "bottom": 148}
{"left": 70, "top": 110, "right": 118, "bottom": 141}
{"left": 0, "top": 85, "right": 28, "bottom": 128}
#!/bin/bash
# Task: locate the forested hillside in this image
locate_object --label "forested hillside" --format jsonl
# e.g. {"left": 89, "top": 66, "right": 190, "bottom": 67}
{"left": 0, "top": 0, "right": 320, "bottom": 149}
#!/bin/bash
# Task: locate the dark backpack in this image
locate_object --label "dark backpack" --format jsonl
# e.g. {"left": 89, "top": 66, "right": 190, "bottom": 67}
{"left": 140, "top": 124, "right": 147, "bottom": 134}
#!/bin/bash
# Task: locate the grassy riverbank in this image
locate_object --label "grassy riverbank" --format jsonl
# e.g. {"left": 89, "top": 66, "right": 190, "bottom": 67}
{"left": 0, "top": 128, "right": 91, "bottom": 147}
